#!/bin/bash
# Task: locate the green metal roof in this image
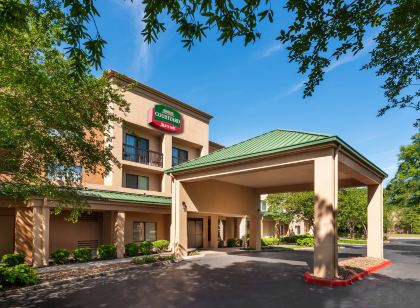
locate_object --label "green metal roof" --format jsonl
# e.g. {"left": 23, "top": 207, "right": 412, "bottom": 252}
{"left": 79, "top": 189, "right": 172, "bottom": 206}
{"left": 165, "top": 129, "right": 387, "bottom": 177}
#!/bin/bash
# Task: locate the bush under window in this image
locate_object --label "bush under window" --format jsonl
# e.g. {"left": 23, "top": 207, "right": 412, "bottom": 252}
{"left": 138, "top": 241, "right": 153, "bottom": 255}
{"left": 152, "top": 240, "right": 169, "bottom": 253}
{"left": 125, "top": 243, "right": 139, "bottom": 257}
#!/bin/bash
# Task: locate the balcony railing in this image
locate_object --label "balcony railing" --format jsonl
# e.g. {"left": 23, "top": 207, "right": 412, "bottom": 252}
{"left": 172, "top": 156, "right": 189, "bottom": 167}
{"left": 123, "top": 144, "right": 163, "bottom": 168}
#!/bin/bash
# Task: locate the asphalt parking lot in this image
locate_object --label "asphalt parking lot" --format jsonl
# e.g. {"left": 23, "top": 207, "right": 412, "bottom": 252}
{"left": 1, "top": 239, "right": 419, "bottom": 308}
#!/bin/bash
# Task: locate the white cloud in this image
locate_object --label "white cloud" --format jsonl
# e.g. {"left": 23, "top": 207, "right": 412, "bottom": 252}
{"left": 116, "top": 0, "right": 151, "bottom": 81}
{"left": 260, "top": 43, "right": 283, "bottom": 58}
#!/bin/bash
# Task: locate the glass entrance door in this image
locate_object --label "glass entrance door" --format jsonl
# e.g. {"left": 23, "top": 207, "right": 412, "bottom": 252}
{"left": 187, "top": 219, "right": 203, "bottom": 248}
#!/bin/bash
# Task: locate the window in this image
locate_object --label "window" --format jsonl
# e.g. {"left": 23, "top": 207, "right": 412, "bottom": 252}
{"left": 294, "top": 226, "right": 301, "bottom": 235}
{"left": 172, "top": 147, "right": 188, "bottom": 166}
{"left": 260, "top": 200, "right": 267, "bottom": 212}
{"left": 133, "top": 222, "right": 156, "bottom": 242}
{"left": 124, "top": 134, "right": 149, "bottom": 163}
{"left": 125, "top": 174, "right": 149, "bottom": 190}
{"left": 48, "top": 164, "right": 82, "bottom": 182}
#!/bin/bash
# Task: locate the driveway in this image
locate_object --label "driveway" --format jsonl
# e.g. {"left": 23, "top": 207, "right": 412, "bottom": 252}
{"left": 1, "top": 239, "right": 419, "bottom": 308}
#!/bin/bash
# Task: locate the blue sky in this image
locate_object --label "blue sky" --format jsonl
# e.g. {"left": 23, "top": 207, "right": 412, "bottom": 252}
{"left": 94, "top": 1, "right": 418, "bottom": 183}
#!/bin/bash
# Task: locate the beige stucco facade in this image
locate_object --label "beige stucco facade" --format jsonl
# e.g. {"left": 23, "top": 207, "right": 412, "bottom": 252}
{"left": 0, "top": 70, "right": 385, "bottom": 282}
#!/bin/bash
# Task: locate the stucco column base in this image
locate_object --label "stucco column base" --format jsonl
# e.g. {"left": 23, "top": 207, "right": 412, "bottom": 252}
{"left": 172, "top": 180, "right": 188, "bottom": 257}
{"left": 367, "top": 183, "right": 384, "bottom": 259}
{"left": 239, "top": 216, "right": 247, "bottom": 248}
{"left": 32, "top": 204, "right": 50, "bottom": 267}
{"left": 114, "top": 211, "right": 125, "bottom": 258}
{"left": 210, "top": 215, "right": 219, "bottom": 249}
{"left": 249, "top": 215, "right": 262, "bottom": 251}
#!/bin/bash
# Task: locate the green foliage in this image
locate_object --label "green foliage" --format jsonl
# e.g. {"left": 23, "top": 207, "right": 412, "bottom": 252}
{"left": 132, "top": 254, "right": 175, "bottom": 265}
{"left": 296, "top": 237, "right": 315, "bottom": 247}
{"left": 139, "top": 1, "right": 419, "bottom": 125}
{"left": 97, "top": 245, "right": 116, "bottom": 260}
{"left": 125, "top": 243, "right": 139, "bottom": 257}
{"left": 51, "top": 249, "right": 70, "bottom": 265}
{"left": 152, "top": 240, "right": 170, "bottom": 253}
{"left": 138, "top": 241, "right": 153, "bottom": 255}
{"left": 227, "top": 238, "right": 238, "bottom": 247}
{"left": 0, "top": 264, "right": 38, "bottom": 289}
{"left": 261, "top": 237, "right": 280, "bottom": 246}
{"left": 385, "top": 132, "right": 420, "bottom": 234}
{"left": 0, "top": 0, "right": 129, "bottom": 221}
{"left": 282, "top": 235, "right": 314, "bottom": 244}
{"left": 266, "top": 192, "right": 314, "bottom": 227}
{"left": 187, "top": 250, "right": 200, "bottom": 256}
{"left": 1, "top": 253, "right": 25, "bottom": 267}
{"left": 337, "top": 188, "right": 368, "bottom": 238}
{"left": 72, "top": 248, "right": 92, "bottom": 263}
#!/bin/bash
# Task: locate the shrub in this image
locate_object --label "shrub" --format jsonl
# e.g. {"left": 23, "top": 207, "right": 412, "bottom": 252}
{"left": 261, "top": 237, "right": 280, "bottom": 246}
{"left": 51, "top": 249, "right": 70, "bottom": 264}
{"left": 218, "top": 240, "right": 225, "bottom": 248}
{"left": 1, "top": 253, "right": 25, "bottom": 267}
{"left": 296, "top": 237, "right": 315, "bottom": 247}
{"left": 132, "top": 254, "right": 175, "bottom": 265}
{"left": 227, "top": 238, "right": 238, "bottom": 247}
{"left": 152, "top": 240, "right": 170, "bottom": 253}
{"left": 125, "top": 243, "right": 139, "bottom": 257}
{"left": 138, "top": 241, "right": 153, "bottom": 255}
{"left": 0, "top": 264, "right": 38, "bottom": 289}
{"left": 237, "top": 238, "right": 244, "bottom": 247}
{"left": 97, "top": 245, "right": 117, "bottom": 260}
{"left": 73, "top": 248, "right": 92, "bottom": 262}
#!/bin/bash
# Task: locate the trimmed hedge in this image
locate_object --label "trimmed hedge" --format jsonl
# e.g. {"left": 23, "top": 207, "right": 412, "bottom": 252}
{"left": 97, "top": 245, "right": 117, "bottom": 260}
{"left": 132, "top": 254, "right": 175, "bottom": 265}
{"left": 1, "top": 253, "right": 25, "bottom": 267}
{"left": 73, "top": 248, "right": 92, "bottom": 262}
{"left": 138, "top": 241, "right": 153, "bottom": 255}
{"left": 125, "top": 243, "right": 139, "bottom": 257}
{"left": 51, "top": 249, "right": 70, "bottom": 264}
{"left": 152, "top": 240, "right": 169, "bottom": 253}
{"left": 261, "top": 237, "right": 280, "bottom": 246}
{"left": 296, "top": 237, "right": 315, "bottom": 247}
{"left": 226, "top": 238, "right": 243, "bottom": 247}
{"left": 0, "top": 264, "right": 38, "bottom": 289}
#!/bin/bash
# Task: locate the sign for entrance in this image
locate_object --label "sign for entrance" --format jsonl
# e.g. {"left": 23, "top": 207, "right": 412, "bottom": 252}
{"left": 148, "top": 104, "right": 183, "bottom": 133}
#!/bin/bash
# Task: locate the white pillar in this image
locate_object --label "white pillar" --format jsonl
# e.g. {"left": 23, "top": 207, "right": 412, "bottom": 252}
{"left": 313, "top": 153, "right": 338, "bottom": 279}
{"left": 367, "top": 183, "right": 384, "bottom": 259}
{"left": 249, "top": 216, "right": 262, "bottom": 251}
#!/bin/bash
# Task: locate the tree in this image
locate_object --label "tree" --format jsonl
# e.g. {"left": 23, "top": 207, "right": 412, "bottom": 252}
{"left": 337, "top": 188, "right": 368, "bottom": 238}
{"left": 139, "top": 0, "right": 419, "bottom": 126}
{"left": 0, "top": 1, "right": 129, "bottom": 221}
{"left": 385, "top": 131, "right": 420, "bottom": 233}
{"left": 266, "top": 192, "right": 314, "bottom": 228}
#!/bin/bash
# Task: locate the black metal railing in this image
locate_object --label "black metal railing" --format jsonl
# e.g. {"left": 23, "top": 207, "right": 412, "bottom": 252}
{"left": 172, "top": 156, "right": 189, "bottom": 167}
{"left": 123, "top": 144, "right": 163, "bottom": 167}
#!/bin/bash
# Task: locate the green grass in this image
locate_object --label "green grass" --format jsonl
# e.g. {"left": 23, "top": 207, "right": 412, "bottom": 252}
{"left": 389, "top": 234, "right": 420, "bottom": 238}
{"left": 338, "top": 239, "right": 367, "bottom": 245}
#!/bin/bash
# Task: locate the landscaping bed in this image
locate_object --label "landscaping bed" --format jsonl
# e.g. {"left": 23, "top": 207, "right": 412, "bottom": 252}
{"left": 304, "top": 257, "right": 392, "bottom": 286}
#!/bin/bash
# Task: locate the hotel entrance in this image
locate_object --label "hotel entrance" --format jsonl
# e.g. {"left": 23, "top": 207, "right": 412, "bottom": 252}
{"left": 187, "top": 218, "right": 203, "bottom": 248}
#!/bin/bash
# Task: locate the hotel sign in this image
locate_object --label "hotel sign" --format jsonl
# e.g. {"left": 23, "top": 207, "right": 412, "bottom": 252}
{"left": 148, "top": 104, "right": 183, "bottom": 133}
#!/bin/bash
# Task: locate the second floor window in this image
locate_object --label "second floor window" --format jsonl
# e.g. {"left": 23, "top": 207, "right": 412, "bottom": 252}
{"left": 172, "top": 147, "right": 188, "bottom": 166}
{"left": 124, "top": 134, "right": 149, "bottom": 163}
{"left": 125, "top": 174, "right": 149, "bottom": 190}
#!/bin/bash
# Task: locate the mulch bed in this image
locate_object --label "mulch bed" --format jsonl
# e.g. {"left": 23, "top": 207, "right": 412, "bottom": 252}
{"left": 37, "top": 262, "right": 137, "bottom": 284}
{"left": 304, "top": 257, "right": 392, "bottom": 286}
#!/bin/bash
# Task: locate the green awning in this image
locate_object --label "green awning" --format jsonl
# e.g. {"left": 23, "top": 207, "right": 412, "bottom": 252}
{"left": 79, "top": 189, "right": 172, "bottom": 206}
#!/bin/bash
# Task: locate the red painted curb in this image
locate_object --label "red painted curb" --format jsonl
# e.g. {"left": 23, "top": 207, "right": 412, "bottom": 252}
{"left": 304, "top": 259, "right": 392, "bottom": 287}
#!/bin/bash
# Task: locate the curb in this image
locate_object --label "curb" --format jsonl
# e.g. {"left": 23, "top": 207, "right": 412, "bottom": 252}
{"left": 303, "top": 259, "right": 392, "bottom": 287}
{"left": 0, "top": 259, "right": 181, "bottom": 298}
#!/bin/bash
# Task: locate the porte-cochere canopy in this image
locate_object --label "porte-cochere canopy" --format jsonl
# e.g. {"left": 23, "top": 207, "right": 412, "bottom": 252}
{"left": 166, "top": 129, "right": 387, "bottom": 279}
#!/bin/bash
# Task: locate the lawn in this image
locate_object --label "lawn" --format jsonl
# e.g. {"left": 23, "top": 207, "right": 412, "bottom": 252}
{"left": 338, "top": 239, "right": 367, "bottom": 245}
